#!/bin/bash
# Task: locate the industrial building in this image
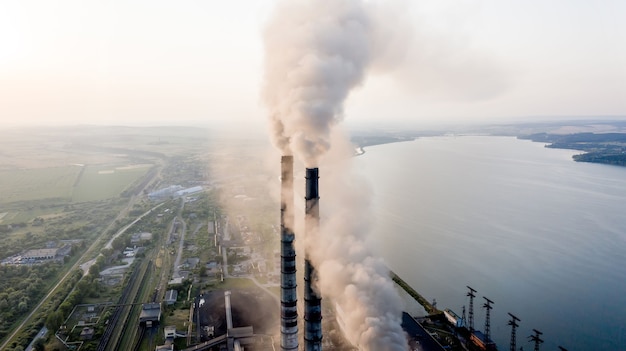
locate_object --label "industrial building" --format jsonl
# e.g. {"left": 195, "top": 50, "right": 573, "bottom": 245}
{"left": 20, "top": 244, "right": 72, "bottom": 261}
{"left": 175, "top": 186, "right": 203, "bottom": 197}
{"left": 130, "top": 232, "right": 153, "bottom": 244}
{"left": 165, "top": 289, "right": 178, "bottom": 305}
{"left": 22, "top": 248, "right": 58, "bottom": 260}
{"left": 79, "top": 327, "right": 95, "bottom": 341}
{"left": 148, "top": 185, "right": 184, "bottom": 200}
{"left": 139, "top": 303, "right": 161, "bottom": 326}
{"left": 148, "top": 185, "right": 203, "bottom": 200}
{"left": 188, "top": 290, "right": 277, "bottom": 351}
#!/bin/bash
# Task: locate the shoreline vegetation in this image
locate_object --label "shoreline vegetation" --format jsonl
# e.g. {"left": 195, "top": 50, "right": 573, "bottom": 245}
{"left": 350, "top": 128, "right": 626, "bottom": 168}
{"left": 518, "top": 132, "right": 626, "bottom": 167}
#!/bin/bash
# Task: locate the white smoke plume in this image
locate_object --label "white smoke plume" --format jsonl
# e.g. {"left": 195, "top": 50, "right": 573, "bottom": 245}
{"left": 313, "top": 132, "right": 408, "bottom": 350}
{"left": 262, "top": 0, "right": 372, "bottom": 166}
{"left": 262, "top": 0, "right": 409, "bottom": 350}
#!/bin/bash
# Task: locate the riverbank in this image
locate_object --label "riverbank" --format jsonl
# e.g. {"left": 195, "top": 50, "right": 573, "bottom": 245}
{"left": 352, "top": 136, "right": 417, "bottom": 157}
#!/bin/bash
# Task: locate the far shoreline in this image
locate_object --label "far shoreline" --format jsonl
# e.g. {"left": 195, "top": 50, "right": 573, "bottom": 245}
{"left": 353, "top": 137, "right": 417, "bottom": 157}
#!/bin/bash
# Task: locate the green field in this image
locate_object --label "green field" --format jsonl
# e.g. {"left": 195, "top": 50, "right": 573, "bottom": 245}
{"left": 2, "top": 207, "right": 65, "bottom": 224}
{"left": 0, "top": 163, "right": 152, "bottom": 208}
{"left": 71, "top": 164, "right": 152, "bottom": 203}
{"left": 0, "top": 166, "right": 81, "bottom": 205}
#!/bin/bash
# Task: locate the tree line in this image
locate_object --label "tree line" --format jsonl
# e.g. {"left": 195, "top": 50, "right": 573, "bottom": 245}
{"left": 0, "top": 263, "right": 60, "bottom": 340}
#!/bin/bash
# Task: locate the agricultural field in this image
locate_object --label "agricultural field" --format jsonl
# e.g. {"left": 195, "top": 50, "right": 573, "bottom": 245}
{"left": 71, "top": 164, "right": 153, "bottom": 203}
{"left": 0, "top": 164, "right": 153, "bottom": 227}
{"left": 0, "top": 166, "right": 80, "bottom": 205}
{"left": 6, "top": 203, "right": 72, "bottom": 224}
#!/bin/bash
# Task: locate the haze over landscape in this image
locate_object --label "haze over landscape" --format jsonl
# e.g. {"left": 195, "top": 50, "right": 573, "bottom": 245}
{"left": 1, "top": 0, "right": 625, "bottom": 129}
{"left": 1, "top": 1, "right": 626, "bottom": 351}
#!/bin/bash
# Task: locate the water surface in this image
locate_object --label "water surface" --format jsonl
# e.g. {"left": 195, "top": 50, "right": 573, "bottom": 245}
{"left": 356, "top": 136, "right": 626, "bottom": 351}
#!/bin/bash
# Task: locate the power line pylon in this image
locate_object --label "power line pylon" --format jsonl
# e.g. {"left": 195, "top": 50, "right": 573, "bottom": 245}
{"left": 466, "top": 286, "right": 476, "bottom": 332}
{"left": 482, "top": 296, "right": 494, "bottom": 343}
{"left": 507, "top": 312, "right": 520, "bottom": 351}
{"left": 529, "top": 329, "right": 543, "bottom": 351}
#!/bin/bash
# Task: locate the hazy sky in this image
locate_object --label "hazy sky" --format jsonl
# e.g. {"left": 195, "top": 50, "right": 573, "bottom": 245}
{"left": 1, "top": 0, "right": 625, "bottom": 129}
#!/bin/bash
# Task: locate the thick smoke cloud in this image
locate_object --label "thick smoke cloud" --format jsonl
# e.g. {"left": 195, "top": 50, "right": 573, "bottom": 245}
{"left": 263, "top": 1, "right": 409, "bottom": 350}
{"left": 313, "top": 133, "right": 408, "bottom": 350}
{"left": 262, "top": 0, "right": 371, "bottom": 166}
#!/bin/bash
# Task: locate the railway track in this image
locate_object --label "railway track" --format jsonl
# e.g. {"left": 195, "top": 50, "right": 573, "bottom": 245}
{"left": 97, "top": 259, "right": 152, "bottom": 351}
{"left": 97, "top": 200, "right": 176, "bottom": 351}
{"left": 131, "top": 277, "right": 160, "bottom": 351}
{"left": 132, "top": 325, "right": 146, "bottom": 351}
{"left": 96, "top": 265, "right": 141, "bottom": 351}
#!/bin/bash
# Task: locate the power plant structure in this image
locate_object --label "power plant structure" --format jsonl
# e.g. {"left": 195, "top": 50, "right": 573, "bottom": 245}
{"left": 280, "top": 156, "right": 299, "bottom": 351}
{"left": 279, "top": 157, "right": 323, "bottom": 351}
{"left": 304, "top": 167, "right": 322, "bottom": 351}
{"left": 277, "top": 158, "right": 569, "bottom": 351}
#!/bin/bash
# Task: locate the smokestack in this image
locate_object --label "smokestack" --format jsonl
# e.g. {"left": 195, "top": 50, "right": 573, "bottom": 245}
{"left": 280, "top": 156, "right": 298, "bottom": 351}
{"left": 224, "top": 291, "right": 234, "bottom": 331}
{"left": 304, "top": 167, "right": 322, "bottom": 351}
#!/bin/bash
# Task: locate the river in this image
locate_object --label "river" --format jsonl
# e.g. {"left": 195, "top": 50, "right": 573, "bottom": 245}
{"left": 355, "top": 136, "right": 626, "bottom": 351}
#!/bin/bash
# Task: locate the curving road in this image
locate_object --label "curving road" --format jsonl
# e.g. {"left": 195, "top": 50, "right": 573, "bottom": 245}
{"left": 0, "top": 204, "right": 162, "bottom": 350}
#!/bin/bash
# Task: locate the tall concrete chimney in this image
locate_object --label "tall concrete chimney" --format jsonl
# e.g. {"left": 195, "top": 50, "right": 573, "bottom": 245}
{"left": 280, "top": 156, "right": 298, "bottom": 351}
{"left": 304, "top": 167, "right": 322, "bottom": 351}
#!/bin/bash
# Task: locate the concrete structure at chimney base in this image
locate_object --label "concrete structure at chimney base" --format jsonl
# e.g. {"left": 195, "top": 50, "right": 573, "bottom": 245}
{"left": 304, "top": 167, "right": 322, "bottom": 351}
{"left": 280, "top": 156, "right": 298, "bottom": 351}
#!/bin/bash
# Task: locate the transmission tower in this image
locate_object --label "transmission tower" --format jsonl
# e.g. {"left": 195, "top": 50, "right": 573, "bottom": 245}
{"left": 482, "top": 296, "right": 494, "bottom": 342}
{"left": 529, "top": 329, "right": 543, "bottom": 351}
{"left": 507, "top": 313, "right": 520, "bottom": 351}
{"left": 466, "top": 286, "right": 476, "bottom": 332}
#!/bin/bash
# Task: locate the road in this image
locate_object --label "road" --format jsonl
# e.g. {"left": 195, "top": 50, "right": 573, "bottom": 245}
{"left": 0, "top": 203, "right": 165, "bottom": 350}
{"left": 215, "top": 214, "right": 278, "bottom": 304}
{"left": 0, "top": 241, "right": 104, "bottom": 350}
{"left": 80, "top": 202, "right": 163, "bottom": 276}
{"left": 24, "top": 327, "right": 47, "bottom": 351}
{"left": 173, "top": 221, "right": 205, "bottom": 280}
{"left": 0, "top": 192, "right": 163, "bottom": 349}
{"left": 221, "top": 217, "right": 230, "bottom": 277}
{"left": 172, "top": 213, "right": 187, "bottom": 279}
{"left": 247, "top": 276, "right": 279, "bottom": 305}
{"left": 222, "top": 216, "right": 231, "bottom": 241}
{"left": 105, "top": 202, "right": 165, "bottom": 250}
{"left": 221, "top": 243, "right": 229, "bottom": 278}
